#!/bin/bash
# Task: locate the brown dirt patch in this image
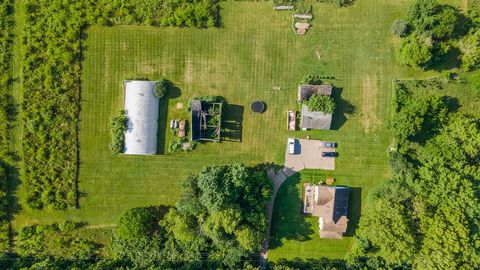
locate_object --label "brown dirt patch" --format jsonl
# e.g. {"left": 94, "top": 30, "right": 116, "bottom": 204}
{"left": 461, "top": 0, "right": 468, "bottom": 13}
{"left": 361, "top": 75, "right": 380, "bottom": 133}
{"left": 184, "top": 56, "right": 193, "bottom": 84}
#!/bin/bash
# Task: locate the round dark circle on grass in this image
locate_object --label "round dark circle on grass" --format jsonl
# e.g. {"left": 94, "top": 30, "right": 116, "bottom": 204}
{"left": 251, "top": 101, "right": 266, "bottom": 113}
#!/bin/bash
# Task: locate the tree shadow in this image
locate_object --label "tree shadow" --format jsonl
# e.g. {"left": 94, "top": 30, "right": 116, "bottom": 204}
{"left": 5, "top": 162, "right": 21, "bottom": 243}
{"left": 147, "top": 205, "right": 171, "bottom": 232}
{"left": 331, "top": 87, "right": 356, "bottom": 130}
{"left": 156, "top": 84, "right": 181, "bottom": 154}
{"left": 430, "top": 47, "right": 461, "bottom": 71}
{"left": 345, "top": 186, "right": 361, "bottom": 237}
{"left": 221, "top": 104, "right": 243, "bottom": 142}
{"left": 269, "top": 174, "right": 314, "bottom": 249}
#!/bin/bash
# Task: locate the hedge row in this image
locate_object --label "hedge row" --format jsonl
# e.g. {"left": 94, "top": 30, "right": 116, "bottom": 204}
{"left": 0, "top": 0, "right": 13, "bottom": 251}
{"left": 21, "top": 0, "right": 219, "bottom": 209}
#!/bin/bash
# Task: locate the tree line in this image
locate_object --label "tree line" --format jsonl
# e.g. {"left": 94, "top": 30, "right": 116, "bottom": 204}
{"left": 0, "top": 0, "right": 14, "bottom": 252}
{"left": 394, "top": 0, "right": 480, "bottom": 70}
{"left": 21, "top": 0, "right": 219, "bottom": 210}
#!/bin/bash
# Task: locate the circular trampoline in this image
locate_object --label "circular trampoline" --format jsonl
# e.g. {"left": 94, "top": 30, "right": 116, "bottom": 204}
{"left": 251, "top": 101, "right": 266, "bottom": 113}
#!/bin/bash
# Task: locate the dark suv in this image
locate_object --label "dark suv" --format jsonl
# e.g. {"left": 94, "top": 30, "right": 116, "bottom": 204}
{"left": 322, "top": 152, "right": 336, "bottom": 158}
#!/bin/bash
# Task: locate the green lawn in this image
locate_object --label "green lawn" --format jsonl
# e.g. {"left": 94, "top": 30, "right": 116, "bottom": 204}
{"left": 12, "top": 0, "right": 464, "bottom": 261}
{"left": 266, "top": 0, "right": 464, "bottom": 261}
{"left": 14, "top": 2, "right": 304, "bottom": 226}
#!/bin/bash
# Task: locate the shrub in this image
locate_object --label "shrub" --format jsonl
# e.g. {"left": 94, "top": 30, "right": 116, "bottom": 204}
{"left": 16, "top": 223, "right": 98, "bottom": 259}
{"left": 301, "top": 74, "right": 323, "bottom": 85}
{"left": 396, "top": 33, "right": 433, "bottom": 67}
{"left": 303, "top": 94, "right": 335, "bottom": 113}
{"left": 459, "top": 29, "right": 480, "bottom": 70}
{"left": 169, "top": 137, "right": 196, "bottom": 153}
{"left": 391, "top": 19, "right": 409, "bottom": 37}
{"left": 329, "top": 0, "right": 354, "bottom": 7}
{"left": 116, "top": 207, "right": 156, "bottom": 240}
{"left": 109, "top": 110, "right": 129, "bottom": 155}
{"left": 154, "top": 79, "right": 169, "bottom": 99}
{"left": 470, "top": 70, "right": 480, "bottom": 92}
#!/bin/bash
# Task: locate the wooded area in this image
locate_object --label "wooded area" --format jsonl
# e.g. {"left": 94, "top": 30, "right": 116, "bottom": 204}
{"left": 0, "top": 0, "right": 13, "bottom": 251}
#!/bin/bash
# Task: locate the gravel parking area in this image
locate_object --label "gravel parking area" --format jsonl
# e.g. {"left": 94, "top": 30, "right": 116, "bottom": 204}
{"left": 284, "top": 139, "right": 335, "bottom": 171}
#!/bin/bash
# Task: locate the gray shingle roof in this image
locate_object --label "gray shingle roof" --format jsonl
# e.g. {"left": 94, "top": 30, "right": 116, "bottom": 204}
{"left": 301, "top": 104, "right": 332, "bottom": 130}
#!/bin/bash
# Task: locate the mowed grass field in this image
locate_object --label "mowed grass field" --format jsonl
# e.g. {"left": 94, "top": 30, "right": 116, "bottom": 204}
{"left": 13, "top": 0, "right": 465, "bottom": 260}
{"left": 266, "top": 0, "right": 465, "bottom": 261}
{"left": 14, "top": 2, "right": 303, "bottom": 226}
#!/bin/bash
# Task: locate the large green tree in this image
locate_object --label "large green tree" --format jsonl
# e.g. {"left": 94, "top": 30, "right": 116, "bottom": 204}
{"left": 162, "top": 163, "right": 272, "bottom": 268}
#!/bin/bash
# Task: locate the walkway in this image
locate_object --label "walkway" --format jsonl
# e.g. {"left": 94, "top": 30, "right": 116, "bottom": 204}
{"left": 259, "top": 166, "right": 297, "bottom": 268}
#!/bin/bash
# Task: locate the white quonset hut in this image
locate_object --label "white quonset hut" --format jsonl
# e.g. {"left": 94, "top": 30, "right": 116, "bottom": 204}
{"left": 124, "top": 80, "right": 159, "bottom": 155}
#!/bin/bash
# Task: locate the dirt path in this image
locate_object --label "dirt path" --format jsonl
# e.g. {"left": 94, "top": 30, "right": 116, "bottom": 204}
{"left": 361, "top": 75, "right": 380, "bottom": 133}
{"left": 461, "top": 0, "right": 468, "bottom": 13}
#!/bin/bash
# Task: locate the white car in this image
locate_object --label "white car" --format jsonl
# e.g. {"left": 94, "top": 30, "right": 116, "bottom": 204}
{"left": 288, "top": 138, "right": 295, "bottom": 154}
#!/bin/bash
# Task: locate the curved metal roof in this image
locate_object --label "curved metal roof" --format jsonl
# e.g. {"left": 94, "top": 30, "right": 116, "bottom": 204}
{"left": 124, "top": 80, "right": 159, "bottom": 155}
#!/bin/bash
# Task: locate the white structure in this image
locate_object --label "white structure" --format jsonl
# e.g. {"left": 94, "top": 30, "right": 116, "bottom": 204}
{"left": 124, "top": 80, "right": 159, "bottom": 155}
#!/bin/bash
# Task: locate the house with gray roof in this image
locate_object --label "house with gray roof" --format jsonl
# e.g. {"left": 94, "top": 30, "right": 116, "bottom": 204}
{"left": 298, "top": 84, "right": 333, "bottom": 130}
{"left": 303, "top": 184, "right": 349, "bottom": 239}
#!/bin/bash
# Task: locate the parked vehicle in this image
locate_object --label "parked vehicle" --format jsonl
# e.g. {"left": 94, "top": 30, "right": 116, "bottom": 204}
{"left": 288, "top": 138, "right": 296, "bottom": 154}
{"left": 178, "top": 120, "right": 186, "bottom": 138}
{"left": 322, "top": 152, "right": 336, "bottom": 158}
{"left": 321, "top": 141, "right": 336, "bottom": 148}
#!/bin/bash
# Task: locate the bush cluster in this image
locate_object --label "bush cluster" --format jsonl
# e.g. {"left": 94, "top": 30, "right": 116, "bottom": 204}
{"left": 0, "top": 0, "right": 13, "bottom": 250}
{"left": 21, "top": 0, "right": 219, "bottom": 209}
{"left": 168, "top": 137, "right": 196, "bottom": 153}
{"left": 154, "top": 79, "right": 169, "bottom": 99}
{"left": 303, "top": 93, "right": 335, "bottom": 113}
{"left": 394, "top": 0, "right": 480, "bottom": 70}
{"left": 0, "top": 0, "right": 13, "bottom": 145}
{"left": 108, "top": 110, "right": 129, "bottom": 155}
{"left": 16, "top": 222, "right": 98, "bottom": 260}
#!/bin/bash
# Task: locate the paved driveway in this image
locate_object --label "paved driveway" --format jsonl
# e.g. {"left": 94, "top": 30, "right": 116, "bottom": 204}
{"left": 284, "top": 139, "right": 335, "bottom": 171}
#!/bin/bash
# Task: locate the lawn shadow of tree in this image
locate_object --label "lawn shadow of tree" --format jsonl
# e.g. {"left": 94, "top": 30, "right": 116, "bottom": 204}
{"left": 269, "top": 173, "right": 314, "bottom": 249}
{"left": 157, "top": 84, "right": 181, "bottom": 154}
{"left": 430, "top": 47, "right": 461, "bottom": 71}
{"left": 221, "top": 104, "right": 243, "bottom": 142}
{"left": 345, "top": 186, "right": 361, "bottom": 237}
{"left": 331, "top": 87, "right": 356, "bottom": 130}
